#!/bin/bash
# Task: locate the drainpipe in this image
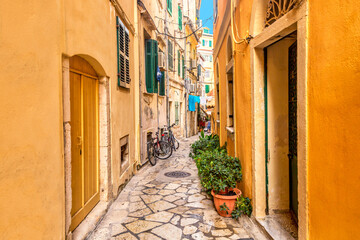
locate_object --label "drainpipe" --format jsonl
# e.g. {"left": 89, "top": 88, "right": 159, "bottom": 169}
{"left": 184, "top": 20, "right": 188, "bottom": 138}
{"left": 165, "top": 1, "right": 170, "bottom": 127}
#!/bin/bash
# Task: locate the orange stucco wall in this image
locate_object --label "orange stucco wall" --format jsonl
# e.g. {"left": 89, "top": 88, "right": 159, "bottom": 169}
{"left": 213, "top": 0, "right": 253, "bottom": 198}
{"left": 232, "top": 0, "right": 253, "bottom": 198}
{"left": 308, "top": 1, "right": 360, "bottom": 239}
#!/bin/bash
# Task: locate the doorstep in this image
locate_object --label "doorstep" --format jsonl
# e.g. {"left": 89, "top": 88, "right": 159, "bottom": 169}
{"left": 254, "top": 215, "right": 297, "bottom": 240}
{"left": 71, "top": 201, "right": 112, "bottom": 240}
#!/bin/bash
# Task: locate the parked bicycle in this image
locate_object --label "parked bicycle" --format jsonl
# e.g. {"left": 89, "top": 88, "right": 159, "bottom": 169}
{"left": 161, "top": 124, "right": 180, "bottom": 151}
{"left": 146, "top": 131, "right": 173, "bottom": 166}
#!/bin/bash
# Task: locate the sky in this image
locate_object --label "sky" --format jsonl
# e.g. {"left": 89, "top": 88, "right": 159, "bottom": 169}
{"left": 200, "top": 0, "right": 214, "bottom": 34}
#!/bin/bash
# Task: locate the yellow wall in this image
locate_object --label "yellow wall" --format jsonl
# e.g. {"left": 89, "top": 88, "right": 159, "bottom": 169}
{"left": 0, "top": 0, "right": 137, "bottom": 238}
{"left": 214, "top": 0, "right": 253, "bottom": 198}
{"left": 308, "top": 1, "right": 360, "bottom": 239}
{"left": 0, "top": 1, "right": 64, "bottom": 239}
{"left": 232, "top": 0, "right": 253, "bottom": 198}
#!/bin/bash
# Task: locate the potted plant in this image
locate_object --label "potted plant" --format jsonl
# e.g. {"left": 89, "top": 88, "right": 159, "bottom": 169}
{"left": 196, "top": 149, "right": 242, "bottom": 217}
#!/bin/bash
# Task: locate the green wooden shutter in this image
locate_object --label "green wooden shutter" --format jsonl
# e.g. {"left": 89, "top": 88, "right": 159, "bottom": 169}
{"left": 159, "top": 72, "right": 165, "bottom": 96}
{"left": 154, "top": 41, "right": 158, "bottom": 93}
{"left": 209, "top": 40, "right": 212, "bottom": 47}
{"left": 177, "top": 50, "right": 180, "bottom": 76}
{"left": 167, "top": 0, "right": 172, "bottom": 15}
{"left": 175, "top": 101, "right": 179, "bottom": 124}
{"left": 145, "top": 39, "right": 155, "bottom": 93}
{"left": 205, "top": 85, "right": 210, "bottom": 93}
{"left": 182, "top": 55, "right": 184, "bottom": 79}
{"left": 178, "top": 6, "right": 182, "bottom": 30}
{"left": 168, "top": 40, "right": 173, "bottom": 70}
{"left": 202, "top": 40, "right": 205, "bottom": 46}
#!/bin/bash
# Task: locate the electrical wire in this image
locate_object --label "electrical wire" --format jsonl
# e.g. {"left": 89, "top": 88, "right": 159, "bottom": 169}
{"left": 155, "top": 16, "right": 213, "bottom": 40}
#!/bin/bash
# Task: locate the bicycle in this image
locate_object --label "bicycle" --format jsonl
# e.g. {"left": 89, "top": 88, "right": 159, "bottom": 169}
{"left": 162, "top": 124, "right": 180, "bottom": 151}
{"left": 146, "top": 138, "right": 157, "bottom": 166}
{"left": 153, "top": 131, "right": 173, "bottom": 159}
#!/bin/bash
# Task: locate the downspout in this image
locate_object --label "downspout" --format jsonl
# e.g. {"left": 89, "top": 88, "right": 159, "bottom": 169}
{"left": 184, "top": 20, "right": 188, "bottom": 138}
{"left": 165, "top": 1, "right": 170, "bottom": 127}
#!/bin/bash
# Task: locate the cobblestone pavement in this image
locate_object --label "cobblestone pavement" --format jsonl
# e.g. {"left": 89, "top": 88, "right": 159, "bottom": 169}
{"left": 88, "top": 135, "right": 268, "bottom": 240}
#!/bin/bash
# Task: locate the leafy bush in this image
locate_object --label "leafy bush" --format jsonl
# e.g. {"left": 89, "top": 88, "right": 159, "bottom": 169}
{"left": 189, "top": 131, "right": 226, "bottom": 159}
{"left": 231, "top": 196, "right": 253, "bottom": 219}
{"left": 196, "top": 149, "right": 242, "bottom": 194}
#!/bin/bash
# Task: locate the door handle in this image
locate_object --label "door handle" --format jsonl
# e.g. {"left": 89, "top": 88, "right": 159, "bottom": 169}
{"left": 77, "top": 136, "right": 82, "bottom": 155}
{"left": 77, "top": 136, "right": 82, "bottom": 147}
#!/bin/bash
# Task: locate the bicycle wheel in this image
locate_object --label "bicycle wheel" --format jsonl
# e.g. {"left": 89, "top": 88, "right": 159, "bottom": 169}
{"left": 147, "top": 142, "right": 156, "bottom": 166}
{"left": 161, "top": 133, "right": 169, "bottom": 142}
{"left": 154, "top": 141, "right": 173, "bottom": 159}
{"left": 174, "top": 137, "right": 180, "bottom": 150}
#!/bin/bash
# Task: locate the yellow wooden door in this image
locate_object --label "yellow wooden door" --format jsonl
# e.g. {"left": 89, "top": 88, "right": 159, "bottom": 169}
{"left": 70, "top": 56, "right": 99, "bottom": 231}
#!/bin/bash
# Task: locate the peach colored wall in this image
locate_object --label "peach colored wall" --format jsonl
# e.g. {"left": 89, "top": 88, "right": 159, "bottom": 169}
{"left": 308, "top": 1, "right": 360, "bottom": 239}
{"left": 0, "top": 1, "right": 64, "bottom": 239}
{"left": 0, "top": 0, "right": 137, "bottom": 238}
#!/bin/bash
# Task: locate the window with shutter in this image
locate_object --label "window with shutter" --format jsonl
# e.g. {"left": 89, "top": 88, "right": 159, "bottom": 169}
{"left": 205, "top": 84, "right": 210, "bottom": 93}
{"left": 154, "top": 41, "right": 158, "bottom": 93}
{"left": 178, "top": 6, "right": 182, "bottom": 30}
{"left": 182, "top": 55, "right": 184, "bottom": 79}
{"left": 168, "top": 40, "right": 173, "bottom": 71}
{"left": 177, "top": 50, "right": 180, "bottom": 76}
{"left": 167, "top": 0, "right": 172, "bottom": 15}
{"left": 175, "top": 101, "right": 179, "bottom": 125}
{"left": 145, "top": 39, "right": 159, "bottom": 93}
{"left": 159, "top": 71, "right": 165, "bottom": 96}
{"left": 117, "top": 16, "right": 131, "bottom": 88}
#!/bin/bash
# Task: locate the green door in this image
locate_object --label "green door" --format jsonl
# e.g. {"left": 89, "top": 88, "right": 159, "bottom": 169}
{"left": 288, "top": 41, "right": 298, "bottom": 221}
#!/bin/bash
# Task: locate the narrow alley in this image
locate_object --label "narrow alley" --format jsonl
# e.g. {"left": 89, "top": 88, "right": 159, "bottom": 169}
{"left": 86, "top": 135, "right": 268, "bottom": 240}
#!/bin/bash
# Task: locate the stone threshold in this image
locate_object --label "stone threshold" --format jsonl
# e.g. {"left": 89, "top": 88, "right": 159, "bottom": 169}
{"left": 71, "top": 201, "right": 112, "bottom": 240}
{"left": 254, "top": 216, "right": 296, "bottom": 240}
{"left": 237, "top": 215, "right": 273, "bottom": 240}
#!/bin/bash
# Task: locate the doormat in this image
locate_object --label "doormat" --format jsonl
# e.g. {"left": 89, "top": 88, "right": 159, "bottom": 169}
{"left": 164, "top": 171, "right": 191, "bottom": 178}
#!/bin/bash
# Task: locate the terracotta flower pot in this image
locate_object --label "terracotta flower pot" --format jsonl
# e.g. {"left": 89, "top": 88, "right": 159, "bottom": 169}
{"left": 218, "top": 187, "right": 229, "bottom": 195}
{"left": 211, "top": 188, "right": 242, "bottom": 217}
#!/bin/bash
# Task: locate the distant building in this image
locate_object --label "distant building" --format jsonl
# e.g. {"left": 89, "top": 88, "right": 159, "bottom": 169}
{"left": 197, "top": 27, "right": 214, "bottom": 97}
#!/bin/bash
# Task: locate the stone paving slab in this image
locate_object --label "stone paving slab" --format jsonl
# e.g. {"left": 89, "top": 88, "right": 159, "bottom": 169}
{"left": 87, "top": 135, "right": 268, "bottom": 240}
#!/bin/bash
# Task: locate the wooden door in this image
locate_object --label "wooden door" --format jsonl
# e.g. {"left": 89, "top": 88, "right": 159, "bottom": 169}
{"left": 288, "top": 42, "right": 298, "bottom": 221}
{"left": 70, "top": 56, "right": 99, "bottom": 231}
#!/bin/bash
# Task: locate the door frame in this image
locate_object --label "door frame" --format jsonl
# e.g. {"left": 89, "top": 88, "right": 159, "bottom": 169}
{"left": 249, "top": 2, "right": 308, "bottom": 239}
{"left": 62, "top": 54, "right": 112, "bottom": 236}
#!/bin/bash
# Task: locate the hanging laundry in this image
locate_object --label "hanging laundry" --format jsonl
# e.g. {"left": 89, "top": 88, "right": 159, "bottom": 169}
{"left": 200, "top": 96, "right": 207, "bottom": 105}
{"left": 188, "top": 95, "right": 200, "bottom": 111}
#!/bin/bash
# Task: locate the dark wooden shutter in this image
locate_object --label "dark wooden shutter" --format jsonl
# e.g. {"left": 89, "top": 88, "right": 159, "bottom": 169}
{"left": 159, "top": 71, "right": 165, "bottom": 96}
{"left": 145, "top": 39, "right": 154, "bottom": 93}
{"left": 117, "top": 16, "right": 130, "bottom": 87}
{"left": 154, "top": 41, "right": 158, "bottom": 93}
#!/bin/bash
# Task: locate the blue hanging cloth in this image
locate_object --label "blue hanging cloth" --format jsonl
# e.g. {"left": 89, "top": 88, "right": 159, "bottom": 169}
{"left": 188, "top": 95, "right": 200, "bottom": 111}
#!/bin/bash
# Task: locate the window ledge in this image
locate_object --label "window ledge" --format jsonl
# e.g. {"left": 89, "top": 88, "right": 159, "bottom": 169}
{"left": 226, "top": 126, "right": 234, "bottom": 134}
{"left": 216, "top": 120, "right": 220, "bottom": 123}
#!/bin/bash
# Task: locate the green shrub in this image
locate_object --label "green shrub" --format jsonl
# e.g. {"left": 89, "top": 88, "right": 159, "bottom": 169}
{"left": 196, "top": 149, "right": 242, "bottom": 194}
{"left": 189, "top": 131, "right": 226, "bottom": 159}
{"left": 231, "top": 196, "right": 253, "bottom": 219}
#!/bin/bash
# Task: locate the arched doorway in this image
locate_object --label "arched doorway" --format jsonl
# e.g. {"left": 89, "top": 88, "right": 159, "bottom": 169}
{"left": 69, "top": 55, "right": 99, "bottom": 231}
